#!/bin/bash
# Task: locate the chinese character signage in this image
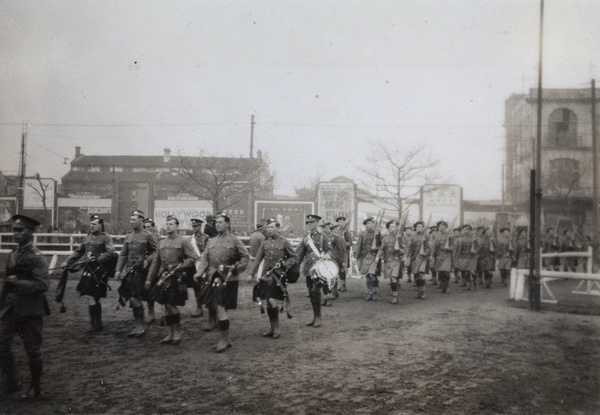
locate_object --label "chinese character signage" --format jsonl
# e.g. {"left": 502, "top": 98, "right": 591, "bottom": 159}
{"left": 421, "top": 184, "right": 462, "bottom": 225}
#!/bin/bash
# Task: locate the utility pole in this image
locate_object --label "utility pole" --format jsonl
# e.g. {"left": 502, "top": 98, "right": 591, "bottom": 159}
{"left": 17, "top": 121, "right": 28, "bottom": 214}
{"left": 249, "top": 114, "right": 255, "bottom": 159}
{"left": 592, "top": 80, "right": 598, "bottom": 246}
{"left": 531, "top": 0, "right": 544, "bottom": 311}
{"left": 249, "top": 115, "right": 255, "bottom": 233}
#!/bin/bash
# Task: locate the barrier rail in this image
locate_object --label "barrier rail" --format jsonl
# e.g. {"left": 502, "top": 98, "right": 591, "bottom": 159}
{"left": 510, "top": 246, "right": 599, "bottom": 303}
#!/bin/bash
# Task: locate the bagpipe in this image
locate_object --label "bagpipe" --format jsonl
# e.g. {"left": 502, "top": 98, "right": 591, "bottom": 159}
{"left": 51, "top": 258, "right": 102, "bottom": 313}
{"left": 148, "top": 263, "right": 187, "bottom": 306}
{"left": 195, "top": 264, "right": 234, "bottom": 309}
{"left": 117, "top": 255, "right": 147, "bottom": 308}
{"left": 252, "top": 260, "right": 293, "bottom": 319}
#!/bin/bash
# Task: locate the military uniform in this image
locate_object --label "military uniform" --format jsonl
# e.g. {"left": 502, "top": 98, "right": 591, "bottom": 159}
{"left": 66, "top": 229, "right": 117, "bottom": 331}
{"left": 542, "top": 231, "right": 560, "bottom": 271}
{"left": 115, "top": 227, "right": 158, "bottom": 334}
{"left": 456, "top": 226, "right": 479, "bottom": 291}
{"left": 378, "top": 229, "right": 404, "bottom": 303}
{"left": 296, "top": 215, "right": 334, "bottom": 327}
{"left": 195, "top": 222, "right": 249, "bottom": 352}
{"left": 432, "top": 223, "right": 454, "bottom": 293}
{"left": 496, "top": 230, "right": 512, "bottom": 286}
{"left": 251, "top": 233, "right": 297, "bottom": 338}
{"left": 478, "top": 231, "right": 496, "bottom": 288}
{"left": 189, "top": 220, "right": 209, "bottom": 318}
{"left": 406, "top": 223, "right": 431, "bottom": 299}
{"left": 513, "top": 230, "right": 530, "bottom": 269}
{"left": 0, "top": 215, "right": 49, "bottom": 398}
{"left": 147, "top": 233, "right": 197, "bottom": 342}
{"left": 355, "top": 220, "right": 382, "bottom": 300}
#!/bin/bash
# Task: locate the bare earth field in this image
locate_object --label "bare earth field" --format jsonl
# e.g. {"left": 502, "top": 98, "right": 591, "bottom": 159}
{"left": 1, "top": 272, "right": 600, "bottom": 415}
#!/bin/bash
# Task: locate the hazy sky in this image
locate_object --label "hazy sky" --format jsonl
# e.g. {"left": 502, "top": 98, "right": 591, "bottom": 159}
{"left": 1, "top": 0, "right": 599, "bottom": 200}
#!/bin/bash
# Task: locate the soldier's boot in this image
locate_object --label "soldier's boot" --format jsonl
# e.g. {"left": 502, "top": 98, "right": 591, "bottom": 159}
{"left": 146, "top": 301, "right": 156, "bottom": 324}
{"left": 171, "top": 314, "right": 182, "bottom": 344}
{"left": 86, "top": 305, "right": 97, "bottom": 333}
{"left": 371, "top": 287, "right": 378, "bottom": 301}
{"left": 94, "top": 303, "right": 103, "bottom": 331}
{"left": 389, "top": 292, "right": 398, "bottom": 304}
{"left": 160, "top": 321, "right": 175, "bottom": 344}
{"left": 339, "top": 280, "right": 347, "bottom": 292}
{"left": 20, "top": 359, "right": 42, "bottom": 400}
{"left": 442, "top": 276, "right": 450, "bottom": 293}
{"left": 128, "top": 307, "right": 146, "bottom": 337}
{"left": 271, "top": 308, "right": 281, "bottom": 339}
{"left": 462, "top": 280, "right": 472, "bottom": 291}
{"left": 192, "top": 299, "right": 204, "bottom": 318}
{"left": 415, "top": 281, "right": 425, "bottom": 299}
{"left": 432, "top": 272, "right": 438, "bottom": 285}
{"left": 306, "top": 293, "right": 322, "bottom": 327}
{"left": 364, "top": 279, "right": 373, "bottom": 300}
{"left": 263, "top": 307, "right": 276, "bottom": 337}
{"left": 0, "top": 357, "right": 22, "bottom": 397}
{"left": 473, "top": 277, "right": 478, "bottom": 291}
{"left": 215, "top": 320, "right": 232, "bottom": 353}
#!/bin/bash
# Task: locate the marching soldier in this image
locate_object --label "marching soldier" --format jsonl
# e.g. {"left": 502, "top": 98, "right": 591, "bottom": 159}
{"left": 377, "top": 220, "right": 405, "bottom": 304}
{"left": 428, "top": 226, "right": 438, "bottom": 285}
{"left": 335, "top": 216, "right": 353, "bottom": 286}
{"left": 114, "top": 210, "right": 158, "bottom": 337}
{"left": 296, "top": 214, "right": 334, "bottom": 327}
{"left": 320, "top": 221, "right": 339, "bottom": 306}
{"left": 0, "top": 215, "right": 50, "bottom": 399}
{"left": 64, "top": 214, "right": 117, "bottom": 332}
{"left": 403, "top": 226, "right": 414, "bottom": 283}
{"left": 189, "top": 218, "right": 209, "bottom": 319}
{"left": 146, "top": 216, "right": 197, "bottom": 345}
{"left": 513, "top": 227, "right": 530, "bottom": 270}
{"left": 452, "top": 227, "right": 463, "bottom": 284}
{"left": 406, "top": 221, "right": 431, "bottom": 299}
{"left": 475, "top": 226, "right": 486, "bottom": 286}
{"left": 248, "top": 218, "right": 297, "bottom": 339}
{"left": 496, "top": 227, "right": 512, "bottom": 286}
{"left": 355, "top": 217, "right": 381, "bottom": 300}
{"left": 194, "top": 213, "right": 249, "bottom": 352}
{"left": 479, "top": 227, "right": 496, "bottom": 288}
{"left": 330, "top": 223, "right": 349, "bottom": 294}
{"left": 457, "top": 224, "right": 479, "bottom": 291}
{"left": 432, "top": 220, "right": 454, "bottom": 293}
{"left": 142, "top": 218, "right": 161, "bottom": 324}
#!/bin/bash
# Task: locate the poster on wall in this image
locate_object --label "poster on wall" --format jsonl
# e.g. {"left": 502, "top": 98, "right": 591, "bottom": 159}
{"left": 255, "top": 201, "right": 314, "bottom": 237}
{"left": 317, "top": 181, "right": 356, "bottom": 232}
{"left": 0, "top": 198, "right": 16, "bottom": 223}
{"left": 421, "top": 184, "right": 462, "bottom": 226}
{"left": 154, "top": 199, "right": 213, "bottom": 231}
{"left": 57, "top": 197, "right": 113, "bottom": 233}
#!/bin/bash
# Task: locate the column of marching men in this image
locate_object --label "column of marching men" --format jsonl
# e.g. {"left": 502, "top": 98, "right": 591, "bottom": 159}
{"left": 5, "top": 209, "right": 583, "bottom": 399}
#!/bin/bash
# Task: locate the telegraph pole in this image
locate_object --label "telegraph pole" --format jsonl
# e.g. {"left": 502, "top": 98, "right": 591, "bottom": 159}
{"left": 17, "top": 121, "right": 28, "bottom": 214}
{"left": 249, "top": 114, "right": 255, "bottom": 159}
{"left": 249, "top": 115, "right": 256, "bottom": 233}
{"left": 531, "top": 0, "right": 544, "bottom": 311}
{"left": 592, "top": 80, "right": 598, "bottom": 246}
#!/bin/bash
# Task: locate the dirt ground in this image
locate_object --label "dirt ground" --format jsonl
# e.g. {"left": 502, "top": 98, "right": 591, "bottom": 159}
{"left": 1, "top": 271, "right": 600, "bottom": 415}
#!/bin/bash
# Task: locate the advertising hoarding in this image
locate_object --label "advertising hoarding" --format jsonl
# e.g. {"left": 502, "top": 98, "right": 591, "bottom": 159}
{"left": 154, "top": 199, "right": 213, "bottom": 231}
{"left": 57, "top": 197, "right": 113, "bottom": 233}
{"left": 421, "top": 184, "right": 462, "bottom": 226}
{"left": 255, "top": 201, "right": 314, "bottom": 237}
{"left": 317, "top": 182, "right": 356, "bottom": 231}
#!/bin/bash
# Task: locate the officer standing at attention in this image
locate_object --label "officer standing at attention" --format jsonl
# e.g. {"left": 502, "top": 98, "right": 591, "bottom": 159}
{"left": 0, "top": 215, "right": 50, "bottom": 399}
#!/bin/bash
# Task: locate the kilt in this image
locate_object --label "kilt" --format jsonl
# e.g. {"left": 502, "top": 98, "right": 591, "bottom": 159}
{"left": 359, "top": 252, "right": 378, "bottom": 275}
{"left": 382, "top": 259, "right": 402, "bottom": 279}
{"left": 411, "top": 254, "right": 429, "bottom": 274}
{"left": 148, "top": 276, "right": 188, "bottom": 307}
{"left": 198, "top": 271, "right": 239, "bottom": 310}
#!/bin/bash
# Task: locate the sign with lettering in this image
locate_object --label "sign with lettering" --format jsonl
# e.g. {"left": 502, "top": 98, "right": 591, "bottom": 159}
{"left": 317, "top": 182, "right": 356, "bottom": 231}
{"left": 255, "top": 201, "right": 314, "bottom": 237}
{"left": 421, "top": 184, "right": 462, "bottom": 225}
{"left": 154, "top": 199, "right": 213, "bottom": 231}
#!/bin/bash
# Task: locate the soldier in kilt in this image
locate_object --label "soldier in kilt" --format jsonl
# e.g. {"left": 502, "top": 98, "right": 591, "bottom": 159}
{"left": 146, "top": 216, "right": 197, "bottom": 345}
{"left": 479, "top": 227, "right": 496, "bottom": 288}
{"left": 496, "top": 227, "right": 512, "bottom": 287}
{"left": 457, "top": 224, "right": 479, "bottom": 291}
{"left": 194, "top": 213, "right": 249, "bottom": 352}
{"left": 115, "top": 210, "right": 158, "bottom": 337}
{"left": 355, "top": 217, "right": 381, "bottom": 300}
{"left": 64, "top": 214, "right": 117, "bottom": 333}
{"left": 248, "top": 218, "right": 297, "bottom": 339}
{"left": 432, "top": 220, "right": 454, "bottom": 293}
{"left": 377, "top": 220, "right": 405, "bottom": 304}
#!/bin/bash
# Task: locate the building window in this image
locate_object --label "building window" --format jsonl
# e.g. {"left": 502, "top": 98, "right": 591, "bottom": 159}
{"left": 548, "top": 109, "right": 577, "bottom": 146}
{"left": 549, "top": 158, "right": 580, "bottom": 188}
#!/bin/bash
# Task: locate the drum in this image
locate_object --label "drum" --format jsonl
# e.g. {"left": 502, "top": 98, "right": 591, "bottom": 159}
{"left": 311, "top": 258, "right": 339, "bottom": 290}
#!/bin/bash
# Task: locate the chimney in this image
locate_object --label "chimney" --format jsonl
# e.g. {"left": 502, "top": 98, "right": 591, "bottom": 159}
{"left": 163, "top": 148, "right": 171, "bottom": 163}
{"left": 75, "top": 146, "right": 81, "bottom": 159}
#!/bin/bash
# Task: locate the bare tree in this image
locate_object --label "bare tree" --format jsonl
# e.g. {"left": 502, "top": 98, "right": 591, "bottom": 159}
{"left": 27, "top": 174, "right": 50, "bottom": 228}
{"left": 293, "top": 170, "right": 325, "bottom": 200}
{"left": 357, "top": 141, "right": 439, "bottom": 220}
{"left": 175, "top": 149, "right": 274, "bottom": 213}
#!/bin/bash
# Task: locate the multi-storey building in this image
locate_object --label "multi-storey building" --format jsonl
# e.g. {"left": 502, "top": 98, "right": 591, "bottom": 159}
{"left": 60, "top": 147, "right": 273, "bottom": 233}
{"left": 505, "top": 88, "right": 598, "bottom": 237}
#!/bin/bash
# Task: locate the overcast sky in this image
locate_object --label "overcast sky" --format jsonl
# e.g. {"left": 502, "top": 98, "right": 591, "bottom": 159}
{"left": 1, "top": 0, "right": 599, "bottom": 200}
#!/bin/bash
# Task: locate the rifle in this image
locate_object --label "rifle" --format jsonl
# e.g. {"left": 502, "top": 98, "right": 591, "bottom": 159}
{"left": 390, "top": 214, "right": 406, "bottom": 279}
{"left": 443, "top": 216, "right": 458, "bottom": 250}
{"left": 54, "top": 269, "right": 69, "bottom": 313}
{"left": 419, "top": 215, "right": 432, "bottom": 256}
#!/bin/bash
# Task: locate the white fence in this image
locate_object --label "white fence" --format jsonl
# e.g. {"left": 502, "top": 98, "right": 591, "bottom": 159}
{"left": 510, "top": 246, "right": 600, "bottom": 304}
